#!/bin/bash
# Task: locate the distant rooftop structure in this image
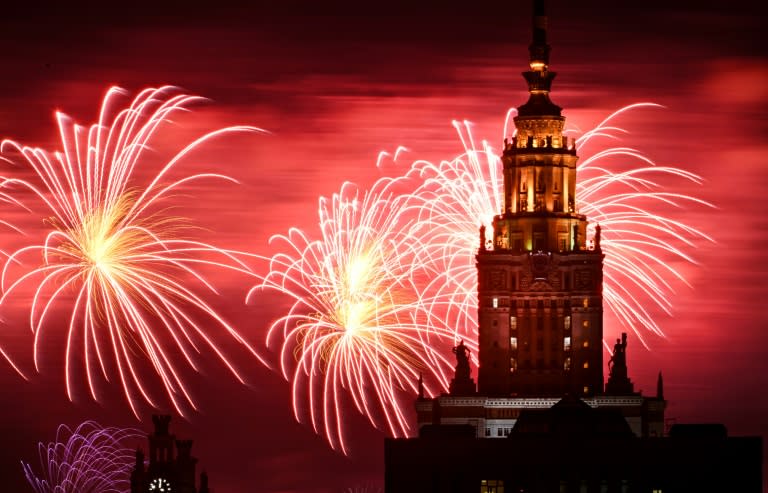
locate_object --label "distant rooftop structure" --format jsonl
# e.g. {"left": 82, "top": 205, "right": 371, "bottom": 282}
{"left": 131, "top": 415, "right": 210, "bottom": 493}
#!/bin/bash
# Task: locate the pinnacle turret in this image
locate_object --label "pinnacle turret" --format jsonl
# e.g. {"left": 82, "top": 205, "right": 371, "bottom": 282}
{"left": 518, "top": 0, "right": 561, "bottom": 117}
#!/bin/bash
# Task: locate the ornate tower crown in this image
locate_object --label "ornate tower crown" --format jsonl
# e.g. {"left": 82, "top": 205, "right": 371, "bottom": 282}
{"left": 494, "top": 0, "right": 583, "bottom": 254}
{"left": 475, "top": 0, "right": 604, "bottom": 398}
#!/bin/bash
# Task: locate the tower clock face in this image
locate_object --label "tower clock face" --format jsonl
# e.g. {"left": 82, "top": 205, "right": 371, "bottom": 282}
{"left": 149, "top": 477, "right": 172, "bottom": 492}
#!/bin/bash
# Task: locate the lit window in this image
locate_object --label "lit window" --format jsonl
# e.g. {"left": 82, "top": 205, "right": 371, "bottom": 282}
{"left": 564, "top": 316, "right": 571, "bottom": 330}
{"left": 492, "top": 297, "right": 498, "bottom": 308}
{"left": 583, "top": 340, "right": 589, "bottom": 348}
{"left": 583, "top": 297, "right": 589, "bottom": 308}
{"left": 564, "top": 357, "right": 571, "bottom": 370}
{"left": 583, "top": 386, "right": 589, "bottom": 394}
{"left": 582, "top": 320, "right": 589, "bottom": 328}
{"left": 510, "top": 316, "right": 517, "bottom": 330}
{"left": 510, "top": 337, "right": 518, "bottom": 350}
{"left": 563, "top": 337, "right": 571, "bottom": 351}
{"left": 480, "top": 479, "right": 505, "bottom": 493}
{"left": 510, "top": 358, "right": 517, "bottom": 372}
{"left": 583, "top": 362, "right": 589, "bottom": 369}
{"left": 652, "top": 490, "right": 663, "bottom": 493}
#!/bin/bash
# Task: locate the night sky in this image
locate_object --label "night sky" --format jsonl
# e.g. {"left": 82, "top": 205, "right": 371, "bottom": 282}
{"left": 0, "top": 1, "right": 766, "bottom": 492}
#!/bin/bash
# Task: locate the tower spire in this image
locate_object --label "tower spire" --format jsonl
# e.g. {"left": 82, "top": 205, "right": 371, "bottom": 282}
{"left": 476, "top": 0, "right": 601, "bottom": 397}
{"left": 518, "top": 0, "right": 561, "bottom": 117}
{"left": 529, "top": 0, "right": 550, "bottom": 70}
{"left": 657, "top": 371, "right": 664, "bottom": 400}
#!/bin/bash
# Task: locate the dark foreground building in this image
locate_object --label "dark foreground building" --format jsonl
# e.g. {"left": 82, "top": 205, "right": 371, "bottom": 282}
{"left": 386, "top": 400, "right": 762, "bottom": 492}
{"left": 385, "top": 1, "right": 762, "bottom": 492}
{"left": 131, "top": 415, "right": 211, "bottom": 493}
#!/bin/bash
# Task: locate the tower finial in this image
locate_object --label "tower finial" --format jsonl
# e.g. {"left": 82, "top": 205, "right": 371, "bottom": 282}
{"left": 518, "top": 0, "right": 560, "bottom": 116}
{"left": 657, "top": 371, "right": 665, "bottom": 400}
{"left": 529, "top": 0, "right": 550, "bottom": 71}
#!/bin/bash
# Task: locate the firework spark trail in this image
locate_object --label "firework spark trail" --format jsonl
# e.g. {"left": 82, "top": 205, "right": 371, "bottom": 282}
{"left": 401, "top": 103, "right": 713, "bottom": 348}
{"left": 247, "top": 179, "right": 458, "bottom": 454}
{"left": 22, "top": 421, "right": 143, "bottom": 493}
{"left": 572, "top": 103, "right": 714, "bottom": 345}
{"left": 0, "top": 86, "right": 267, "bottom": 417}
{"left": 398, "top": 119, "right": 502, "bottom": 350}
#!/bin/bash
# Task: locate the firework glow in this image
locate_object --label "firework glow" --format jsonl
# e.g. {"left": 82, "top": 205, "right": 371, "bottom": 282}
{"left": 400, "top": 103, "right": 713, "bottom": 349}
{"left": 22, "top": 421, "right": 143, "bottom": 493}
{"left": 0, "top": 86, "right": 267, "bottom": 417}
{"left": 399, "top": 118, "right": 503, "bottom": 350}
{"left": 574, "top": 104, "right": 714, "bottom": 345}
{"left": 246, "top": 103, "right": 712, "bottom": 451}
{"left": 247, "top": 179, "right": 458, "bottom": 454}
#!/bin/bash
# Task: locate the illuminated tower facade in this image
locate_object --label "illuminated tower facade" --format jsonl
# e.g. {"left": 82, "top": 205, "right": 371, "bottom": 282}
{"left": 476, "top": 0, "right": 604, "bottom": 397}
{"left": 414, "top": 0, "right": 664, "bottom": 445}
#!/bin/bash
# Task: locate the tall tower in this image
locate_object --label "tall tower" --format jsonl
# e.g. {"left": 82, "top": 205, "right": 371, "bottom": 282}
{"left": 476, "top": 0, "right": 604, "bottom": 397}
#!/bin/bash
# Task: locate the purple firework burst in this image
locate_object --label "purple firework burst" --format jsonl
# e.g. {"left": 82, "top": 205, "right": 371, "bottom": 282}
{"left": 22, "top": 421, "right": 143, "bottom": 493}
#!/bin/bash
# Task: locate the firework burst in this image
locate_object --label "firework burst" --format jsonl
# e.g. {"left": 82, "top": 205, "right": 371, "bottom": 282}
{"left": 247, "top": 179, "right": 456, "bottom": 454}
{"left": 574, "top": 104, "right": 713, "bottom": 344}
{"left": 22, "top": 421, "right": 143, "bottom": 493}
{"left": 0, "top": 86, "right": 266, "bottom": 417}
{"left": 401, "top": 119, "right": 503, "bottom": 346}
{"left": 403, "top": 103, "right": 712, "bottom": 347}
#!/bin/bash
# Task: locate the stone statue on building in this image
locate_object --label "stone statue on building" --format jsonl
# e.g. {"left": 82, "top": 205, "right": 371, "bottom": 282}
{"left": 449, "top": 340, "right": 476, "bottom": 396}
{"left": 606, "top": 332, "right": 635, "bottom": 395}
{"left": 608, "top": 334, "right": 626, "bottom": 374}
{"left": 594, "top": 223, "right": 602, "bottom": 251}
{"left": 453, "top": 341, "right": 471, "bottom": 380}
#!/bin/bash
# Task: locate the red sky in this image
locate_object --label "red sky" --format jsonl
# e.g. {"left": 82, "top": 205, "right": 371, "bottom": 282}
{"left": 0, "top": 1, "right": 765, "bottom": 492}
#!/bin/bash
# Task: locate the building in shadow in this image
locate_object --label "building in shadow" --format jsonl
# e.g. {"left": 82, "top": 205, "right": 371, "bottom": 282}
{"left": 385, "top": 1, "right": 763, "bottom": 491}
{"left": 387, "top": 399, "right": 762, "bottom": 492}
{"left": 130, "top": 415, "right": 211, "bottom": 493}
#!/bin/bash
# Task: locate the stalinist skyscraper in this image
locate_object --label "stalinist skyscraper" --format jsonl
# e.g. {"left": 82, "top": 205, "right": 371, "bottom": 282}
{"left": 388, "top": 4, "right": 763, "bottom": 491}
{"left": 414, "top": 0, "right": 664, "bottom": 440}
{"left": 476, "top": 0, "right": 604, "bottom": 398}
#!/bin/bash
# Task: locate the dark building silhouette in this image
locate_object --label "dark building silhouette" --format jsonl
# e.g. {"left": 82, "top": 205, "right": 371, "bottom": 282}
{"left": 131, "top": 415, "right": 211, "bottom": 493}
{"left": 387, "top": 403, "right": 762, "bottom": 492}
{"left": 386, "top": 1, "right": 763, "bottom": 491}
